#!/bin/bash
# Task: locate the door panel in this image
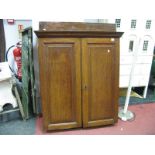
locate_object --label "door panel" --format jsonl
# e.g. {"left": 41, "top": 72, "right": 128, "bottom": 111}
{"left": 82, "top": 38, "right": 119, "bottom": 128}
{"left": 38, "top": 38, "right": 81, "bottom": 130}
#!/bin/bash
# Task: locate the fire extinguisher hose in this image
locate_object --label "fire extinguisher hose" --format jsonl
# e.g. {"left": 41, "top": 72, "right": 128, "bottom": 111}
{"left": 5, "top": 44, "right": 17, "bottom": 78}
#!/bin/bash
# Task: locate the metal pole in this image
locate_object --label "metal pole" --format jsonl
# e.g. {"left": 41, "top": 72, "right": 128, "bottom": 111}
{"left": 119, "top": 38, "right": 140, "bottom": 121}
{"left": 123, "top": 50, "right": 137, "bottom": 113}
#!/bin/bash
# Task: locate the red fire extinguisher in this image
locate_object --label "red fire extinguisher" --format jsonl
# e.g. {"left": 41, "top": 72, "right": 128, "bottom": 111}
{"left": 13, "top": 43, "right": 22, "bottom": 80}
{"left": 6, "top": 41, "right": 22, "bottom": 81}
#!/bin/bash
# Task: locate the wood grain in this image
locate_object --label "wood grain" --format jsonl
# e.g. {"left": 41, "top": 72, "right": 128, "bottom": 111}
{"left": 35, "top": 31, "right": 123, "bottom": 38}
{"left": 39, "top": 22, "right": 116, "bottom": 32}
{"left": 82, "top": 38, "right": 118, "bottom": 128}
{"left": 35, "top": 22, "right": 123, "bottom": 131}
{"left": 38, "top": 38, "right": 81, "bottom": 130}
{"left": 35, "top": 21, "right": 123, "bottom": 38}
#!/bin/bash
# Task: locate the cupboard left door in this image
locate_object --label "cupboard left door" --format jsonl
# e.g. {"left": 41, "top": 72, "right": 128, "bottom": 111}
{"left": 38, "top": 38, "right": 82, "bottom": 131}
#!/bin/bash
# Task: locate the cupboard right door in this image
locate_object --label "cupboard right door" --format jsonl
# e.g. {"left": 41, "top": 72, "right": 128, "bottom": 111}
{"left": 82, "top": 38, "right": 119, "bottom": 128}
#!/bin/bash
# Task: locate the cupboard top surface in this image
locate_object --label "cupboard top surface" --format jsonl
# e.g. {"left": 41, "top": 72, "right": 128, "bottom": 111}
{"left": 35, "top": 22, "right": 123, "bottom": 38}
{"left": 39, "top": 22, "right": 116, "bottom": 31}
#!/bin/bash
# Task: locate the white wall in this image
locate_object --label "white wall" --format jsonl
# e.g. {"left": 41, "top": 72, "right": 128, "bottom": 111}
{"left": 3, "top": 19, "right": 32, "bottom": 51}
{"left": 3, "top": 19, "right": 32, "bottom": 73}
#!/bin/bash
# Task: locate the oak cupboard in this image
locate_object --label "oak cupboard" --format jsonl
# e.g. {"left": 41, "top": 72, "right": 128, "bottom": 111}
{"left": 35, "top": 22, "right": 123, "bottom": 131}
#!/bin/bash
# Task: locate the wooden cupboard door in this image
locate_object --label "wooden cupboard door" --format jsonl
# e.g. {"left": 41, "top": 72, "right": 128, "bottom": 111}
{"left": 82, "top": 38, "right": 119, "bottom": 128}
{"left": 38, "top": 38, "right": 82, "bottom": 130}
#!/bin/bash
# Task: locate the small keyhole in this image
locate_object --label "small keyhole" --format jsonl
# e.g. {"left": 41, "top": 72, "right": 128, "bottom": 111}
{"left": 84, "top": 85, "right": 87, "bottom": 90}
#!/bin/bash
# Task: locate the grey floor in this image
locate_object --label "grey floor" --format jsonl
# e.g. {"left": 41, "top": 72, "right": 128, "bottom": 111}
{"left": 0, "top": 117, "right": 36, "bottom": 135}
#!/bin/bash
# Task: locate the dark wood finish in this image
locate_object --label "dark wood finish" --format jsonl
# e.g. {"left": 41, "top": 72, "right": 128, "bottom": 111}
{"left": 35, "top": 31, "right": 123, "bottom": 38}
{"left": 39, "top": 22, "right": 116, "bottom": 32}
{"left": 38, "top": 38, "right": 82, "bottom": 130}
{"left": 0, "top": 19, "right": 6, "bottom": 62}
{"left": 35, "top": 22, "right": 123, "bottom": 131}
{"left": 82, "top": 38, "right": 119, "bottom": 128}
{"left": 35, "top": 22, "right": 123, "bottom": 38}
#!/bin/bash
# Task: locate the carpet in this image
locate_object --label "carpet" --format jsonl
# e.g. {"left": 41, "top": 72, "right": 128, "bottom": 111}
{"left": 35, "top": 102, "right": 155, "bottom": 135}
{"left": 0, "top": 117, "right": 36, "bottom": 135}
{"left": 119, "top": 87, "right": 155, "bottom": 105}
